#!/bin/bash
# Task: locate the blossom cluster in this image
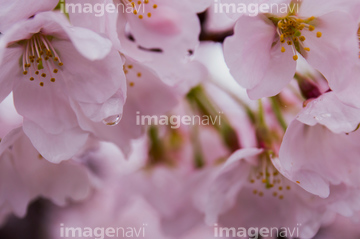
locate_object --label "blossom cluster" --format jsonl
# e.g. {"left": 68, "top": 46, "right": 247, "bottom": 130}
{"left": 0, "top": 0, "right": 360, "bottom": 238}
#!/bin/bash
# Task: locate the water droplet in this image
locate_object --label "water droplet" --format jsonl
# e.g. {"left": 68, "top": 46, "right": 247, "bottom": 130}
{"left": 102, "top": 114, "right": 122, "bottom": 126}
{"left": 315, "top": 113, "right": 331, "bottom": 121}
{"left": 320, "top": 113, "right": 331, "bottom": 118}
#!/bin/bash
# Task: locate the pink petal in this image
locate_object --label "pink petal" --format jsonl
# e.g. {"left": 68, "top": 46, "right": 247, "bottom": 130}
{"left": 332, "top": 65, "right": 360, "bottom": 109}
{"left": 297, "top": 92, "right": 360, "bottom": 134}
{"left": 23, "top": 120, "right": 89, "bottom": 163}
{"left": 12, "top": 133, "right": 91, "bottom": 205}
{"left": 66, "top": 0, "right": 122, "bottom": 51}
{"left": 224, "top": 15, "right": 296, "bottom": 98}
{"left": 279, "top": 120, "right": 360, "bottom": 198}
{"left": 12, "top": 72, "right": 78, "bottom": 134}
{"left": 224, "top": 15, "right": 274, "bottom": 90}
{"left": 72, "top": 57, "right": 178, "bottom": 155}
{"left": 247, "top": 40, "right": 296, "bottom": 99}
{"left": 0, "top": 47, "right": 20, "bottom": 102}
{"left": 0, "top": 0, "right": 58, "bottom": 31}
{"left": 299, "top": 0, "right": 360, "bottom": 18}
{"left": 51, "top": 40, "right": 126, "bottom": 117}
{"left": 205, "top": 148, "right": 263, "bottom": 225}
{"left": 302, "top": 12, "right": 358, "bottom": 90}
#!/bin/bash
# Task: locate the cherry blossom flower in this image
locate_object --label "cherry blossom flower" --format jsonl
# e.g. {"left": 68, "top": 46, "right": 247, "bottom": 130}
{"left": 224, "top": 0, "right": 359, "bottom": 99}
{"left": 0, "top": 11, "right": 126, "bottom": 163}
{"left": 204, "top": 148, "right": 357, "bottom": 239}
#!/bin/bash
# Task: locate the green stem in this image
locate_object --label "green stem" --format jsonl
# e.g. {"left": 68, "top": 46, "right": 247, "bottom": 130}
{"left": 186, "top": 85, "right": 240, "bottom": 152}
{"left": 270, "top": 97, "right": 287, "bottom": 132}
{"left": 258, "top": 99, "right": 266, "bottom": 128}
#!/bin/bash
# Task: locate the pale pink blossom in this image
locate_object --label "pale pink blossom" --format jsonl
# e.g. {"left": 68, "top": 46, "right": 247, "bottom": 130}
{"left": 204, "top": 148, "right": 356, "bottom": 239}
{"left": 0, "top": 11, "right": 126, "bottom": 163}
{"left": 224, "top": 0, "right": 359, "bottom": 99}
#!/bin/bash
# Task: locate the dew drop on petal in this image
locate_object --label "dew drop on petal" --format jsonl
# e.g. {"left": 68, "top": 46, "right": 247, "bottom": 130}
{"left": 320, "top": 113, "right": 331, "bottom": 118}
{"left": 102, "top": 114, "right": 122, "bottom": 126}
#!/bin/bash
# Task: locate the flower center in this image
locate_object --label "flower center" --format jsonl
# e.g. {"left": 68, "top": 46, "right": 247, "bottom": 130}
{"left": 249, "top": 153, "right": 292, "bottom": 200}
{"left": 276, "top": 16, "right": 322, "bottom": 61}
{"left": 21, "top": 33, "right": 63, "bottom": 87}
